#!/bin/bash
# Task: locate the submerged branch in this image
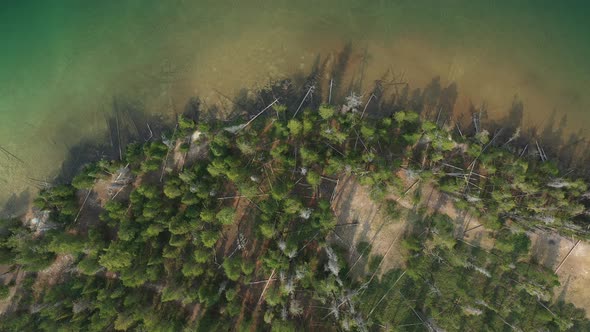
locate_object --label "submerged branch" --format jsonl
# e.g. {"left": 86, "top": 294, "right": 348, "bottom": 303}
{"left": 0, "top": 146, "right": 25, "bottom": 164}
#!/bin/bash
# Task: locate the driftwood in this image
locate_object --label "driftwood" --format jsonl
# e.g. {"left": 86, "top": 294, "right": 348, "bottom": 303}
{"left": 519, "top": 144, "right": 529, "bottom": 158}
{"left": 330, "top": 178, "right": 340, "bottom": 204}
{"left": 235, "top": 98, "right": 279, "bottom": 133}
{"left": 353, "top": 128, "right": 369, "bottom": 153}
{"left": 535, "top": 140, "right": 548, "bottom": 162}
{"left": 472, "top": 111, "right": 481, "bottom": 133}
{"left": 334, "top": 221, "right": 359, "bottom": 227}
{"left": 402, "top": 179, "right": 421, "bottom": 196}
{"left": 298, "top": 232, "right": 320, "bottom": 253}
{"left": 360, "top": 94, "right": 376, "bottom": 120}
{"left": 111, "top": 185, "right": 127, "bottom": 200}
{"left": 463, "top": 224, "right": 483, "bottom": 234}
{"left": 249, "top": 278, "right": 278, "bottom": 285}
{"left": 217, "top": 194, "right": 269, "bottom": 200}
{"left": 0, "top": 146, "right": 24, "bottom": 164}
{"left": 398, "top": 291, "right": 434, "bottom": 331}
{"left": 146, "top": 123, "right": 153, "bottom": 141}
{"left": 359, "top": 232, "right": 402, "bottom": 296}
{"left": 367, "top": 270, "right": 406, "bottom": 317}
{"left": 292, "top": 86, "right": 314, "bottom": 119}
{"left": 74, "top": 189, "right": 93, "bottom": 223}
{"left": 463, "top": 128, "right": 503, "bottom": 191}
{"left": 160, "top": 124, "right": 178, "bottom": 182}
{"left": 257, "top": 269, "right": 276, "bottom": 305}
{"left": 324, "top": 142, "right": 345, "bottom": 157}
{"left": 435, "top": 107, "right": 443, "bottom": 125}
{"left": 114, "top": 109, "right": 122, "bottom": 161}
{"left": 328, "top": 79, "right": 334, "bottom": 104}
{"left": 455, "top": 122, "right": 464, "bottom": 138}
{"left": 554, "top": 240, "right": 581, "bottom": 273}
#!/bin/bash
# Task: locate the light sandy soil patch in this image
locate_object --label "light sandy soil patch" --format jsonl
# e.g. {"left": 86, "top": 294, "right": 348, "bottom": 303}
{"left": 332, "top": 170, "right": 590, "bottom": 316}
{"left": 0, "top": 267, "right": 25, "bottom": 315}
{"left": 396, "top": 178, "right": 496, "bottom": 251}
{"left": 330, "top": 175, "right": 407, "bottom": 279}
{"left": 408, "top": 174, "right": 590, "bottom": 316}
{"left": 529, "top": 232, "right": 590, "bottom": 315}
{"left": 32, "top": 254, "right": 75, "bottom": 296}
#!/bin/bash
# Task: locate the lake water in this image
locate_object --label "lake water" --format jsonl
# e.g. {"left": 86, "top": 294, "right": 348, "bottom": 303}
{"left": 1, "top": 0, "right": 589, "bottom": 210}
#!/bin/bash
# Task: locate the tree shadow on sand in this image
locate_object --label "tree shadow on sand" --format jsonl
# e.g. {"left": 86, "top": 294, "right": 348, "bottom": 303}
{"left": 4, "top": 43, "right": 590, "bottom": 230}
{"left": 0, "top": 191, "right": 30, "bottom": 219}
{"left": 54, "top": 95, "right": 177, "bottom": 185}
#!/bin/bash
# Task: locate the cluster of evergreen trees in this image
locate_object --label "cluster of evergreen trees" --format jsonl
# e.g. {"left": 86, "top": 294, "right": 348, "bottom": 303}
{"left": 358, "top": 213, "right": 589, "bottom": 331}
{"left": 0, "top": 79, "right": 588, "bottom": 331}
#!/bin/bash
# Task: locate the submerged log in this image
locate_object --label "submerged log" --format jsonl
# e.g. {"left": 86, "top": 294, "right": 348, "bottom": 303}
{"left": 0, "top": 145, "right": 25, "bottom": 164}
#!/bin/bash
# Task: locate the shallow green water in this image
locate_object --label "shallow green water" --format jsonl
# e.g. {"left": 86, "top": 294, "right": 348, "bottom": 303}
{"left": 1, "top": 0, "right": 589, "bottom": 209}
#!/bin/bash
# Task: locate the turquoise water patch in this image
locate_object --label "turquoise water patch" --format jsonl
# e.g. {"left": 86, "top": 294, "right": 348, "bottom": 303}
{"left": 1, "top": 0, "right": 589, "bottom": 207}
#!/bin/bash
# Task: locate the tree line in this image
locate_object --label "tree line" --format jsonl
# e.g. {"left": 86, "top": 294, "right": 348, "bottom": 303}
{"left": 0, "top": 78, "right": 588, "bottom": 331}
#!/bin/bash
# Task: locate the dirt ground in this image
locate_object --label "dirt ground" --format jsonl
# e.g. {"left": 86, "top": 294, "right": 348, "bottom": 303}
{"left": 0, "top": 267, "right": 25, "bottom": 315}
{"left": 331, "top": 171, "right": 590, "bottom": 316}
{"left": 330, "top": 175, "right": 408, "bottom": 279}
{"left": 32, "top": 254, "right": 75, "bottom": 296}
{"left": 529, "top": 232, "right": 590, "bottom": 315}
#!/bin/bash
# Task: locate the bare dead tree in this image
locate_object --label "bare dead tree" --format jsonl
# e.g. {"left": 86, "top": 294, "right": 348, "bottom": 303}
{"left": 160, "top": 124, "right": 177, "bottom": 182}
{"left": 367, "top": 270, "right": 406, "bottom": 317}
{"left": 329, "top": 79, "right": 334, "bottom": 104}
{"left": 554, "top": 240, "right": 581, "bottom": 273}
{"left": 257, "top": 269, "right": 276, "bottom": 305}
{"left": 293, "top": 86, "right": 314, "bottom": 119}
{"left": 236, "top": 98, "right": 280, "bottom": 133}
{"left": 74, "top": 187, "right": 93, "bottom": 223}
